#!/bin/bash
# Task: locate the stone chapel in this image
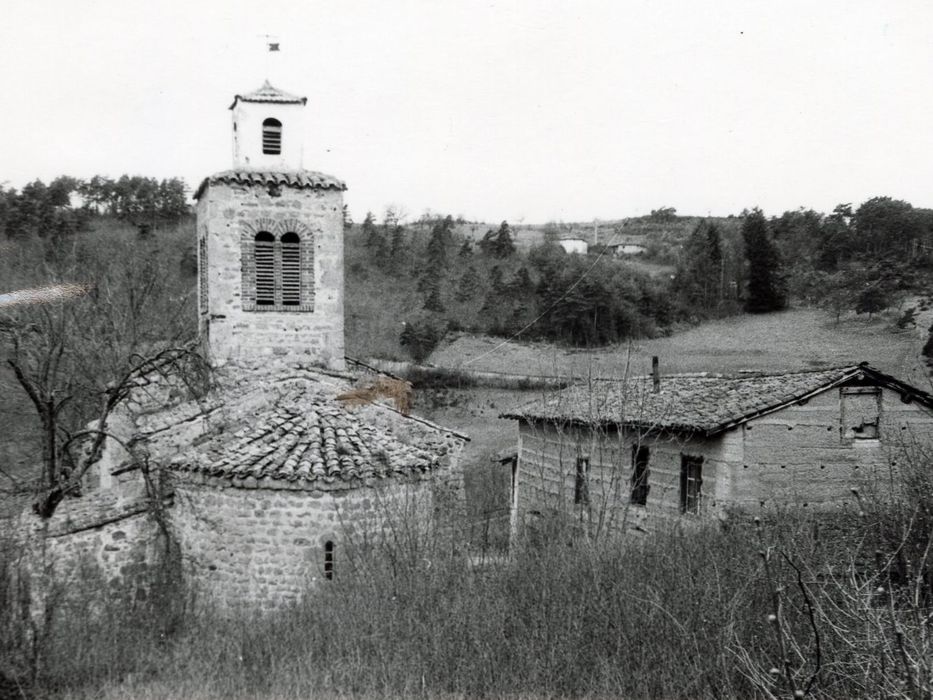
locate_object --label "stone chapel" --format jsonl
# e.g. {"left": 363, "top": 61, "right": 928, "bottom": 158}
{"left": 18, "top": 81, "right": 467, "bottom": 612}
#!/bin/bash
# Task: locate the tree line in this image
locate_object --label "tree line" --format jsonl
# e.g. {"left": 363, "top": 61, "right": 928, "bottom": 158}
{"left": 346, "top": 196, "right": 933, "bottom": 362}
{"left": 673, "top": 197, "right": 932, "bottom": 320}
{"left": 0, "top": 174, "right": 190, "bottom": 239}
{"left": 348, "top": 210, "right": 674, "bottom": 361}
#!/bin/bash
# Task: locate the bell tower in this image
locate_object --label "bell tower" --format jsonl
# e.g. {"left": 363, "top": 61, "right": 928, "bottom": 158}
{"left": 230, "top": 81, "right": 306, "bottom": 171}
{"left": 194, "top": 82, "right": 347, "bottom": 371}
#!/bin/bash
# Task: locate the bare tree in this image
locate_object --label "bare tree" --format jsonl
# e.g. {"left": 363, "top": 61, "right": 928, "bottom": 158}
{"left": 0, "top": 230, "right": 201, "bottom": 517}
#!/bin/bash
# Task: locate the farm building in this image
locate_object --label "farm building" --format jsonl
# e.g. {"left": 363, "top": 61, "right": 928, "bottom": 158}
{"left": 499, "top": 363, "right": 933, "bottom": 537}
{"left": 609, "top": 241, "right": 647, "bottom": 256}
{"left": 17, "top": 81, "right": 466, "bottom": 613}
{"left": 558, "top": 237, "right": 589, "bottom": 255}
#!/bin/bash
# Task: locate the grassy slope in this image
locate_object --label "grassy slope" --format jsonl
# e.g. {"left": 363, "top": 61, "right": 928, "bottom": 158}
{"left": 429, "top": 307, "right": 929, "bottom": 382}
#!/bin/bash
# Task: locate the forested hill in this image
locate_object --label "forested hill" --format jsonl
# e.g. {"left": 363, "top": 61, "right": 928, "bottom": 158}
{"left": 2, "top": 176, "right": 932, "bottom": 368}
{"left": 346, "top": 201, "right": 933, "bottom": 361}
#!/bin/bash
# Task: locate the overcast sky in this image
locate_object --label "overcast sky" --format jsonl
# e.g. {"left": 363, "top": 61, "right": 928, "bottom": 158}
{"left": 2, "top": 1, "right": 932, "bottom": 224}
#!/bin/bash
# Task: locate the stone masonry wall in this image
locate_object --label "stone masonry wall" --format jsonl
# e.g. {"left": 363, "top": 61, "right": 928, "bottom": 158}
{"left": 16, "top": 490, "right": 169, "bottom": 622}
{"left": 197, "top": 181, "right": 345, "bottom": 371}
{"left": 170, "top": 474, "right": 436, "bottom": 612}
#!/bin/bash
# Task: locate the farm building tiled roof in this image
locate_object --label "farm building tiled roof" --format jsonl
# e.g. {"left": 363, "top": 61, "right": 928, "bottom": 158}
{"left": 169, "top": 388, "right": 453, "bottom": 490}
{"left": 229, "top": 80, "right": 307, "bottom": 109}
{"left": 499, "top": 363, "right": 933, "bottom": 436}
{"left": 193, "top": 170, "right": 347, "bottom": 200}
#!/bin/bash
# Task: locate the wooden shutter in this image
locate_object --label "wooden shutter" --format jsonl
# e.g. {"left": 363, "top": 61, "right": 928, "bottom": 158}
{"left": 280, "top": 232, "right": 301, "bottom": 306}
{"left": 254, "top": 232, "right": 275, "bottom": 305}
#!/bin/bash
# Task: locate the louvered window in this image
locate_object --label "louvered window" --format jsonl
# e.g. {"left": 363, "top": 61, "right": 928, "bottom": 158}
{"left": 254, "top": 231, "right": 275, "bottom": 305}
{"left": 262, "top": 118, "right": 282, "bottom": 155}
{"left": 280, "top": 232, "right": 301, "bottom": 305}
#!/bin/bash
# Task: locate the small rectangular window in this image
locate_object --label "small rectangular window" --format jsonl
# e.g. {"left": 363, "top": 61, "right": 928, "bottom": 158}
{"left": 680, "top": 454, "right": 703, "bottom": 514}
{"left": 574, "top": 456, "right": 589, "bottom": 505}
{"left": 324, "top": 541, "right": 335, "bottom": 580}
{"left": 198, "top": 238, "right": 208, "bottom": 314}
{"left": 842, "top": 387, "right": 881, "bottom": 439}
{"left": 631, "top": 445, "right": 650, "bottom": 506}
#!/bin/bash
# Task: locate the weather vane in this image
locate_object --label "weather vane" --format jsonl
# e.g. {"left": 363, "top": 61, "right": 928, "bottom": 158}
{"left": 258, "top": 33, "right": 281, "bottom": 80}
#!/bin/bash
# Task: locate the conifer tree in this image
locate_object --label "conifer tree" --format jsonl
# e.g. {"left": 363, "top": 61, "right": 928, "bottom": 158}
{"left": 480, "top": 221, "right": 515, "bottom": 258}
{"left": 675, "top": 220, "right": 724, "bottom": 311}
{"left": 742, "top": 209, "right": 787, "bottom": 313}
{"left": 455, "top": 265, "right": 481, "bottom": 302}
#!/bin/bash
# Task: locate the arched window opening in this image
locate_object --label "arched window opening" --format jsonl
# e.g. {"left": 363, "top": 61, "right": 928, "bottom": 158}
{"left": 254, "top": 231, "right": 275, "bottom": 305}
{"left": 280, "top": 232, "right": 301, "bottom": 306}
{"left": 262, "top": 118, "right": 282, "bottom": 155}
{"left": 324, "top": 540, "right": 335, "bottom": 580}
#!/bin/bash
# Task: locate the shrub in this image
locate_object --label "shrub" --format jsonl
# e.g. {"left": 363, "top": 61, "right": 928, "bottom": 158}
{"left": 399, "top": 316, "right": 445, "bottom": 363}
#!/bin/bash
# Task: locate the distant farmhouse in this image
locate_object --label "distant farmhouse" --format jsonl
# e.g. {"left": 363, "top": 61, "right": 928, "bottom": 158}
{"left": 20, "top": 81, "right": 466, "bottom": 612}
{"left": 607, "top": 240, "right": 647, "bottom": 256}
{"left": 499, "top": 363, "right": 933, "bottom": 537}
{"left": 557, "top": 237, "right": 588, "bottom": 255}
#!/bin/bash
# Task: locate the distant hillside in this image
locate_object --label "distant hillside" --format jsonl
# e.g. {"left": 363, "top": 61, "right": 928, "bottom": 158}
{"left": 454, "top": 215, "right": 742, "bottom": 254}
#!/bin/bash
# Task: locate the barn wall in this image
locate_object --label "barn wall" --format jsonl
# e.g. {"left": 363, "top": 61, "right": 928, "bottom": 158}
{"left": 730, "top": 386, "right": 933, "bottom": 507}
{"left": 514, "top": 420, "right": 740, "bottom": 536}
{"left": 169, "top": 474, "right": 436, "bottom": 612}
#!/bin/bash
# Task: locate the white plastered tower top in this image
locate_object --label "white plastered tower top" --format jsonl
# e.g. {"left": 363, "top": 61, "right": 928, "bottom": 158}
{"left": 230, "top": 81, "right": 308, "bottom": 171}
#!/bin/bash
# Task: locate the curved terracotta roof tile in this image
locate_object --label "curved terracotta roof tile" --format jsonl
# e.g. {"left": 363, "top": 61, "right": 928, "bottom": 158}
{"left": 170, "top": 389, "right": 442, "bottom": 490}
{"left": 193, "top": 169, "right": 347, "bottom": 199}
{"left": 500, "top": 364, "right": 933, "bottom": 436}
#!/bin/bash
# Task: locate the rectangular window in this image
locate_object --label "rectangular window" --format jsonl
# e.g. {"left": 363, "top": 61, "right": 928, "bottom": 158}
{"left": 198, "top": 238, "right": 208, "bottom": 314}
{"left": 680, "top": 454, "right": 703, "bottom": 514}
{"left": 324, "top": 541, "right": 335, "bottom": 580}
{"left": 841, "top": 387, "right": 881, "bottom": 439}
{"left": 574, "top": 456, "right": 589, "bottom": 505}
{"left": 631, "top": 445, "right": 650, "bottom": 506}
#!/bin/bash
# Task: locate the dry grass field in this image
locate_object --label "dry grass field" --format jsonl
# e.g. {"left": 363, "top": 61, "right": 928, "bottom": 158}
{"left": 429, "top": 307, "right": 930, "bottom": 384}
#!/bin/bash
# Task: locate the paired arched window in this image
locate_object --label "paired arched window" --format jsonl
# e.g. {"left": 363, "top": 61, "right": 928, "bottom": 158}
{"left": 262, "top": 118, "right": 282, "bottom": 155}
{"left": 252, "top": 231, "right": 303, "bottom": 308}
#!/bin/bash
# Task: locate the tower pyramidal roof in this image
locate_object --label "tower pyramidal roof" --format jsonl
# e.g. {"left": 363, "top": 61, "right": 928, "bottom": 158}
{"left": 229, "top": 80, "right": 307, "bottom": 109}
